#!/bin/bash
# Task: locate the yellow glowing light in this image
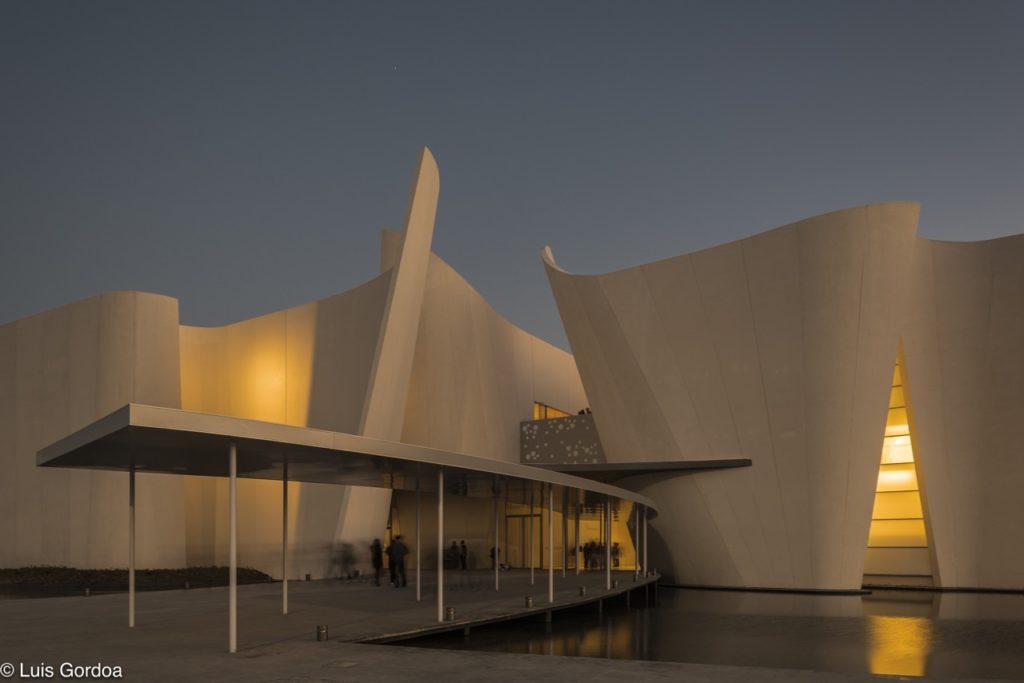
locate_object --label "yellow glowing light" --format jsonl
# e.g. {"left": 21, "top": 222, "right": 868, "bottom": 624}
{"left": 868, "top": 615, "right": 932, "bottom": 677}
{"left": 881, "top": 435, "right": 914, "bottom": 464}
{"left": 878, "top": 469, "right": 913, "bottom": 487}
{"left": 867, "top": 359, "right": 931, "bottom": 584}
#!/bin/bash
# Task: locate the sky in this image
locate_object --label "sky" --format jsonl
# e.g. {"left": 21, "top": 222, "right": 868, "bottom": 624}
{"left": 2, "top": 1, "right": 1022, "bottom": 348}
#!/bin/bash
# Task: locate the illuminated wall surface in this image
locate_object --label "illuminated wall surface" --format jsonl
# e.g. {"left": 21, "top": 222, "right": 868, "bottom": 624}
{"left": 0, "top": 149, "right": 587, "bottom": 578}
{"left": 545, "top": 202, "right": 1024, "bottom": 590}
{"left": 865, "top": 361, "right": 932, "bottom": 585}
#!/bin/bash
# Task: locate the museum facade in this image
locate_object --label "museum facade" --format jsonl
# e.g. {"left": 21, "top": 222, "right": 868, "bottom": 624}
{"left": 2, "top": 148, "right": 1021, "bottom": 592}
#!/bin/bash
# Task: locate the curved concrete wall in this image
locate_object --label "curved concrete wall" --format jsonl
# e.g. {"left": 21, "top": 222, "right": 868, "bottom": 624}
{"left": 178, "top": 272, "right": 393, "bottom": 578}
{"left": 1, "top": 147, "right": 587, "bottom": 580}
{"left": 0, "top": 292, "right": 186, "bottom": 569}
{"left": 544, "top": 203, "right": 928, "bottom": 590}
{"left": 902, "top": 235, "right": 1024, "bottom": 589}
{"left": 390, "top": 230, "right": 587, "bottom": 463}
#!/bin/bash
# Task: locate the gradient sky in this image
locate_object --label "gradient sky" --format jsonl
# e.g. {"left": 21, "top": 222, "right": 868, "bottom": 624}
{"left": 2, "top": 1, "right": 1022, "bottom": 348}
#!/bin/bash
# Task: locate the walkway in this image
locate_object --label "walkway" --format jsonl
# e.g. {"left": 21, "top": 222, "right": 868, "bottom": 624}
{"left": 0, "top": 570, "right": 648, "bottom": 653}
{"left": 0, "top": 573, "right": 1005, "bottom": 683}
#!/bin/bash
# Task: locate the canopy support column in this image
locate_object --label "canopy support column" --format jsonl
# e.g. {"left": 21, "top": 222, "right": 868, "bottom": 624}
{"left": 128, "top": 462, "right": 135, "bottom": 628}
{"left": 574, "top": 497, "right": 581, "bottom": 576}
{"left": 436, "top": 468, "right": 444, "bottom": 623}
{"left": 547, "top": 484, "right": 554, "bottom": 603}
{"left": 634, "top": 501, "right": 640, "bottom": 576}
{"left": 605, "top": 495, "right": 611, "bottom": 591}
{"left": 529, "top": 484, "right": 535, "bottom": 585}
{"left": 282, "top": 460, "right": 288, "bottom": 615}
{"left": 561, "top": 487, "right": 568, "bottom": 578}
{"left": 229, "top": 441, "right": 237, "bottom": 654}
{"left": 643, "top": 505, "right": 648, "bottom": 576}
{"left": 415, "top": 474, "right": 421, "bottom": 601}
{"left": 494, "top": 485, "right": 500, "bottom": 591}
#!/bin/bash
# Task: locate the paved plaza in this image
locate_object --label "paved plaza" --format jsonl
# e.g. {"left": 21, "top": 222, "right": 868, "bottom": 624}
{"left": 0, "top": 571, "right": 1011, "bottom": 682}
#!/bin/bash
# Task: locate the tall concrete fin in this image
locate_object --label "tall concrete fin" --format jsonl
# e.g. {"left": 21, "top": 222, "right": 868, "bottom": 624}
{"left": 359, "top": 147, "right": 440, "bottom": 440}
{"left": 334, "top": 148, "right": 439, "bottom": 549}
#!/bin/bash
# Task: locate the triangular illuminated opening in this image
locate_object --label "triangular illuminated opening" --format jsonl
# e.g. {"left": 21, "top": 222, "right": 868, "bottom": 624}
{"left": 863, "top": 357, "right": 933, "bottom": 587}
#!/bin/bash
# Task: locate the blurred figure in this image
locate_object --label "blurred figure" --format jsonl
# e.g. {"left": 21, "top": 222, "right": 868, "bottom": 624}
{"left": 388, "top": 536, "right": 409, "bottom": 587}
{"left": 370, "top": 539, "right": 383, "bottom": 586}
{"left": 448, "top": 541, "right": 459, "bottom": 569}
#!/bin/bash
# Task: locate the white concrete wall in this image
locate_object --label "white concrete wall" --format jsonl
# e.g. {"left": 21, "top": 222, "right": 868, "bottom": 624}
{"left": 0, "top": 292, "right": 186, "bottom": 569}
{"left": 545, "top": 203, "right": 921, "bottom": 590}
{"left": 178, "top": 272, "right": 393, "bottom": 579}
{"left": 395, "top": 233, "right": 588, "bottom": 463}
{"left": 0, "top": 148, "right": 587, "bottom": 580}
{"left": 902, "top": 234, "right": 1024, "bottom": 589}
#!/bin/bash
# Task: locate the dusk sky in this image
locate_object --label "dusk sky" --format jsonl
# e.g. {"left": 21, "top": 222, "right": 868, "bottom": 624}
{"left": 2, "top": 1, "right": 1022, "bottom": 348}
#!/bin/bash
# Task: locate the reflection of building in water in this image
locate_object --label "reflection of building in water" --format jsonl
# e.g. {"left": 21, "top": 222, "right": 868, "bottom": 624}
{"left": 864, "top": 590, "right": 937, "bottom": 677}
{"left": 867, "top": 615, "right": 934, "bottom": 677}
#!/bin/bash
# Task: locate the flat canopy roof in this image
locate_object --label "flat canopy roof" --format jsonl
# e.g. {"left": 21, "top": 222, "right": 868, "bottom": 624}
{"left": 37, "top": 404, "right": 657, "bottom": 516}
{"left": 534, "top": 459, "right": 752, "bottom": 484}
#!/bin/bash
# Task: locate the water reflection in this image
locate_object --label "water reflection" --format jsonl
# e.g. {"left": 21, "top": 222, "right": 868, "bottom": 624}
{"left": 868, "top": 615, "right": 932, "bottom": 677}
{"left": 401, "top": 589, "right": 1024, "bottom": 679}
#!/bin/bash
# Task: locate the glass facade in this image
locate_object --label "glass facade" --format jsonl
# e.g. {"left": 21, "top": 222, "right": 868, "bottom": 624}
{"left": 532, "top": 401, "right": 573, "bottom": 420}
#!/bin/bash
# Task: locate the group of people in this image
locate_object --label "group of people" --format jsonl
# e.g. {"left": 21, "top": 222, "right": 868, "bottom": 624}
{"left": 369, "top": 536, "right": 408, "bottom": 587}
{"left": 580, "top": 541, "right": 620, "bottom": 569}
{"left": 446, "top": 540, "right": 469, "bottom": 569}
{"left": 370, "top": 537, "right": 622, "bottom": 582}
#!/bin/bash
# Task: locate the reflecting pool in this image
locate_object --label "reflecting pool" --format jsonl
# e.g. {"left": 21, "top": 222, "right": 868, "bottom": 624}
{"left": 400, "top": 588, "right": 1024, "bottom": 679}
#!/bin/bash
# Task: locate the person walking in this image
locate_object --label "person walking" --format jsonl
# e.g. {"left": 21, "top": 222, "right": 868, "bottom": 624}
{"left": 389, "top": 535, "right": 409, "bottom": 587}
{"left": 370, "top": 538, "right": 383, "bottom": 586}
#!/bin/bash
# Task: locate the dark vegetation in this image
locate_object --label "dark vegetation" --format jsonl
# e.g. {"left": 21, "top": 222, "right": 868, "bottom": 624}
{"left": 0, "top": 566, "right": 272, "bottom": 597}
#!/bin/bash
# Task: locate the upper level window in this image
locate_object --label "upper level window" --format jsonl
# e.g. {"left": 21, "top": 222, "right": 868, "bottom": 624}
{"left": 532, "top": 401, "right": 572, "bottom": 420}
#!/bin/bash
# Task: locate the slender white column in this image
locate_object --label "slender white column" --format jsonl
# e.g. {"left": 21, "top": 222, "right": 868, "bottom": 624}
{"left": 643, "top": 505, "right": 648, "bottom": 576}
{"left": 574, "top": 498, "right": 581, "bottom": 575}
{"left": 436, "top": 468, "right": 444, "bottom": 622}
{"left": 229, "top": 441, "right": 238, "bottom": 653}
{"left": 128, "top": 463, "right": 135, "bottom": 628}
{"left": 282, "top": 460, "right": 288, "bottom": 615}
{"left": 634, "top": 502, "right": 640, "bottom": 575}
{"left": 493, "top": 490, "right": 499, "bottom": 591}
{"left": 605, "top": 495, "right": 611, "bottom": 591}
{"left": 529, "top": 484, "right": 535, "bottom": 585}
{"left": 415, "top": 475, "right": 421, "bottom": 602}
{"left": 562, "top": 487, "right": 568, "bottom": 578}
{"left": 547, "top": 484, "right": 554, "bottom": 603}
{"left": 539, "top": 486, "right": 545, "bottom": 571}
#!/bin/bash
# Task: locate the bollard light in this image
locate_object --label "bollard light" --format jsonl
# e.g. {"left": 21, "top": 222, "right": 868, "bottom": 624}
{"left": 579, "top": 585, "right": 586, "bottom": 597}
{"left": 524, "top": 595, "right": 533, "bottom": 608}
{"left": 316, "top": 625, "right": 329, "bottom": 641}
{"left": 445, "top": 606, "right": 456, "bottom": 621}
